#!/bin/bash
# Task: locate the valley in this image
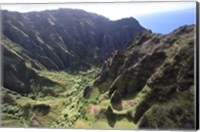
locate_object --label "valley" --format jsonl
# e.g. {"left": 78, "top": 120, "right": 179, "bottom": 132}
{"left": 1, "top": 67, "right": 137, "bottom": 128}
{"left": 1, "top": 67, "right": 99, "bottom": 127}
{"left": 0, "top": 8, "right": 196, "bottom": 129}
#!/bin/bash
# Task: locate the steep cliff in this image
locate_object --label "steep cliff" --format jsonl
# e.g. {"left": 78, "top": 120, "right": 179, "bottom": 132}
{"left": 2, "top": 9, "right": 145, "bottom": 94}
{"left": 87, "top": 25, "right": 195, "bottom": 129}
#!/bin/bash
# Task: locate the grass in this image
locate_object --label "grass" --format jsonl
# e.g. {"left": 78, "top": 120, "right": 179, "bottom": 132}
{"left": 92, "top": 119, "right": 112, "bottom": 129}
{"left": 92, "top": 117, "right": 137, "bottom": 129}
{"left": 1, "top": 65, "right": 142, "bottom": 129}
{"left": 99, "top": 99, "right": 110, "bottom": 109}
{"left": 36, "top": 67, "right": 100, "bottom": 127}
{"left": 114, "top": 117, "right": 137, "bottom": 129}
{"left": 82, "top": 84, "right": 152, "bottom": 129}
{"left": 1, "top": 67, "right": 100, "bottom": 128}
{"left": 88, "top": 88, "right": 100, "bottom": 101}
{"left": 0, "top": 119, "right": 22, "bottom": 127}
{"left": 78, "top": 85, "right": 150, "bottom": 129}
{"left": 74, "top": 120, "right": 90, "bottom": 128}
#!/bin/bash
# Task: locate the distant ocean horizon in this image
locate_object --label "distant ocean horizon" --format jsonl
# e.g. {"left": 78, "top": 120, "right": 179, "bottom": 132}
{"left": 136, "top": 7, "right": 196, "bottom": 34}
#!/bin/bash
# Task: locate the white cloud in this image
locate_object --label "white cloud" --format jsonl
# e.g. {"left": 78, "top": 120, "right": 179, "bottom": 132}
{"left": 1, "top": 1, "right": 195, "bottom": 20}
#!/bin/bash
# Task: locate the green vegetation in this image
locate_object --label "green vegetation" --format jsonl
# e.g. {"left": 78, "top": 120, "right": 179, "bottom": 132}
{"left": 85, "top": 25, "right": 195, "bottom": 129}
{"left": 1, "top": 67, "right": 101, "bottom": 128}
{"left": 1, "top": 9, "right": 195, "bottom": 129}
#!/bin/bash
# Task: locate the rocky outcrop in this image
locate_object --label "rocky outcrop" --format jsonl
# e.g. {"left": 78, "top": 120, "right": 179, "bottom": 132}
{"left": 2, "top": 9, "right": 145, "bottom": 71}
{"left": 2, "top": 9, "right": 145, "bottom": 95}
{"left": 138, "top": 86, "right": 194, "bottom": 129}
{"left": 89, "top": 25, "right": 195, "bottom": 129}
{"left": 105, "top": 106, "right": 116, "bottom": 127}
{"left": 135, "top": 29, "right": 195, "bottom": 128}
{"left": 110, "top": 90, "right": 122, "bottom": 110}
{"left": 32, "top": 104, "right": 51, "bottom": 116}
{"left": 3, "top": 43, "right": 57, "bottom": 95}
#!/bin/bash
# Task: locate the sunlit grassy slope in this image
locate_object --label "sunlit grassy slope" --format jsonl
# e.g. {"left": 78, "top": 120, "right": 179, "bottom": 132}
{"left": 1, "top": 67, "right": 98, "bottom": 127}
{"left": 1, "top": 66, "right": 139, "bottom": 128}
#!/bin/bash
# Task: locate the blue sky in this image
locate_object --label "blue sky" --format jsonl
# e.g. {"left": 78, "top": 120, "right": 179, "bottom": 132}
{"left": 135, "top": 7, "right": 196, "bottom": 34}
{"left": 1, "top": 1, "right": 196, "bottom": 34}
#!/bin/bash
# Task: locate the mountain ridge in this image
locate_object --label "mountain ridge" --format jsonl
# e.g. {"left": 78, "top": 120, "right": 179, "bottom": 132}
{"left": 1, "top": 8, "right": 195, "bottom": 129}
{"left": 85, "top": 24, "right": 195, "bottom": 129}
{"left": 2, "top": 8, "right": 145, "bottom": 70}
{"left": 2, "top": 8, "right": 145, "bottom": 95}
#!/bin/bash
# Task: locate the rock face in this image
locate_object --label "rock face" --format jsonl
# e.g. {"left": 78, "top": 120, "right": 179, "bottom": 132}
{"left": 2, "top": 8, "right": 195, "bottom": 129}
{"left": 2, "top": 9, "right": 145, "bottom": 70}
{"left": 32, "top": 104, "right": 51, "bottom": 116}
{"left": 90, "top": 25, "right": 195, "bottom": 129}
{"left": 110, "top": 90, "right": 122, "bottom": 110}
{"left": 2, "top": 38, "right": 57, "bottom": 94}
{"left": 2, "top": 9, "right": 145, "bottom": 94}
{"left": 105, "top": 106, "right": 116, "bottom": 127}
